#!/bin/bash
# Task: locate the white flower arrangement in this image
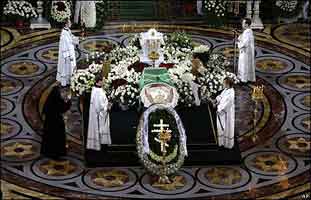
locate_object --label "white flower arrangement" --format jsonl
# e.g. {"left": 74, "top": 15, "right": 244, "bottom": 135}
{"left": 193, "top": 45, "right": 210, "bottom": 53}
{"left": 128, "top": 34, "right": 142, "bottom": 49}
{"left": 51, "top": 1, "right": 72, "bottom": 23}
{"left": 71, "top": 32, "right": 235, "bottom": 107}
{"left": 3, "top": 1, "right": 38, "bottom": 19}
{"left": 113, "top": 83, "right": 140, "bottom": 106}
{"left": 88, "top": 62, "right": 102, "bottom": 74}
{"left": 87, "top": 51, "right": 105, "bottom": 63}
{"left": 109, "top": 45, "right": 139, "bottom": 65}
{"left": 276, "top": 0, "right": 298, "bottom": 12}
{"left": 70, "top": 69, "right": 95, "bottom": 96}
{"left": 176, "top": 81, "right": 195, "bottom": 107}
{"left": 204, "top": 0, "right": 227, "bottom": 17}
{"left": 163, "top": 45, "right": 192, "bottom": 64}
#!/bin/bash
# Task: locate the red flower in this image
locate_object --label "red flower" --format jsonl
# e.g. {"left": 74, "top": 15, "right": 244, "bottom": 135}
{"left": 56, "top": 2, "right": 66, "bottom": 12}
{"left": 112, "top": 79, "right": 127, "bottom": 89}
{"left": 159, "top": 63, "right": 175, "bottom": 69}
{"left": 128, "top": 61, "right": 149, "bottom": 72}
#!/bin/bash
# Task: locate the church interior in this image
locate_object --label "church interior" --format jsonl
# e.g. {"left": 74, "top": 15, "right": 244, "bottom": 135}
{"left": 0, "top": 0, "right": 310, "bottom": 199}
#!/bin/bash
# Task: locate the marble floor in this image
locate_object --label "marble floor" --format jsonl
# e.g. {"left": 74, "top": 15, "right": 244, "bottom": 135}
{"left": 0, "top": 23, "right": 310, "bottom": 199}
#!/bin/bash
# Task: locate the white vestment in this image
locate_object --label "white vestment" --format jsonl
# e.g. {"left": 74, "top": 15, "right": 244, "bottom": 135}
{"left": 237, "top": 28, "right": 256, "bottom": 83}
{"left": 216, "top": 88, "right": 235, "bottom": 149}
{"left": 87, "top": 87, "right": 111, "bottom": 150}
{"left": 197, "top": 0, "right": 203, "bottom": 15}
{"left": 74, "top": 1, "right": 97, "bottom": 28}
{"left": 56, "top": 28, "right": 79, "bottom": 86}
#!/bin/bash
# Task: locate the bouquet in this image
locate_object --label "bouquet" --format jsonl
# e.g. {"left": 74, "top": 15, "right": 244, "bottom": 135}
{"left": 3, "top": 1, "right": 38, "bottom": 20}
{"left": 204, "top": 0, "right": 227, "bottom": 17}
{"left": 128, "top": 34, "right": 142, "bottom": 49}
{"left": 197, "top": 71, "right": 224, "bottom": 101}
{"left": 87, "top": 62, "right": 103, "bottom": 74}
{"left": 51, "top": 1, "right": 72, "bottom": 23}
{"left": 207, "top": 52, "right": 230, "bottom": 72}
{"left": 165, "top": 32, "right": 193, "bottom": 50}
{"left": 87, "top": 51, "right": 106, "bottom": 64}
{"left": 70, "top": 69, "right": 95, "bottom": 96}
{"left": 175, "top": 81, "right": 195, "bottom": 107}
{"left": 109, "top": 46, "right": 139, "bottom": 65}
{"left": 113, "top": 83, "right": 140, "bottom": 107}
{"left": 275, "top": 0, "right": 298, "bottom": 12}
{"left": 193, "top": 45, "right": 210, "bottom": 53}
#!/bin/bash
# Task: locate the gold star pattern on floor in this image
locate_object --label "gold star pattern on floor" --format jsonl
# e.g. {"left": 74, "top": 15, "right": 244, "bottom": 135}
{"left": 274, "top": 23, "right": 311, "bottom": 50}
{"left": 302, "top": 95, "right": 311, "bottom": 107}
{"left": 302, "top": 117, "right": 311, "bottom": 131}
{"left": 283, "top": 75, "right": 311, "bottom": 90}
{"left": 0, "top": 80, "right": 20, "bottom": 93}
{"left": 41, "top": 48, "right": 58, "bottom": 61}
{"left": 151, "top": 175, "right": 185, "bottom": 191}
{"left": 82, "top": 40, "right": 113, "bottom": 52}
{"left": 256, "top": 59, "right": 286, "bottom": 71}
{"left": 2, "top": 142, "right": 35, "bottom": 159}
{"left": 252, "top": 154, "right": 289, "bottom": 174}
{"left": 0, "top": 122, "right": 14, "bottom": 136}
{"left": 0, "top": 29, "right": 12, "bottom": 47}
{"left": 205, "top": 167, "right": 242, "bottom": 185}
{"left": 39, "top": 160, "right": 76, "bottom": 176}
{"left": 92, "top": 169, "right": 129, "bottom": 188}
{"left": 8, "top": 62, "right": 39, "bottom": 75}
{"left": 287, "top": 137, "right": 311, "bottom": 153}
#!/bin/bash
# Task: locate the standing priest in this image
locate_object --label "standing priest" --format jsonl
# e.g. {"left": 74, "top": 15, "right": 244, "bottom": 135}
{"left": 74, "top": 1, "right": 97, "bottom": 28}
{"left": 237, "top": 18, "right": 256, "bottom": 83}
{"left": 87, "top": 74, "right": 111, "bottom": 151}
{"left": 56, "top": 19, "right": 79, "bottom": 87}
{"left": 214, "top": 77, "right": 235, "bottom": 149}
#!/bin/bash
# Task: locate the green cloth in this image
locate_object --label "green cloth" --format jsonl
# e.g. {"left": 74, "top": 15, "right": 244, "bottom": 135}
{"left": 139, "top": 68, "right": 175, "bottom": 89}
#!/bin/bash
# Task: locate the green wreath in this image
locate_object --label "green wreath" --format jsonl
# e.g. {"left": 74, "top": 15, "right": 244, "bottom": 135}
{"left": 136, "top": 104, "right": 187, "bottom": 176}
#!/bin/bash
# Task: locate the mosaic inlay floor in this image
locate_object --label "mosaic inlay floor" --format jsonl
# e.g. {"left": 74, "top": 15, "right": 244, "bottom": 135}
{"left": 0, "top": 23, "right": 310, "bottom": 199}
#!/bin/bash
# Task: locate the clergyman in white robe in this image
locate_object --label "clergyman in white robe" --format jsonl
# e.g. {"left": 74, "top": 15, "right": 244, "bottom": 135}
{"left": 87, "top": 86, "right": 111, "bottom": 150}
{"left": 74, "top": 1, "right": 97, "bottom": 28}
{"left": 56, "top": 24, "right": 79, "bottom": 86}
{"left": 237, "top": 19, "right": 256, "bottom": 83}
{"left": 216, "top": 87, "right": 235, "bottom": 149}
{"left": 197, "top": 0, "right": 203, "bottom": 15}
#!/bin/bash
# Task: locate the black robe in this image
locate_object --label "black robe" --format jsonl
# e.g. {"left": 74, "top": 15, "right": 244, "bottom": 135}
{"left": 41, "top": 85, "right": 71, "bottom": 159}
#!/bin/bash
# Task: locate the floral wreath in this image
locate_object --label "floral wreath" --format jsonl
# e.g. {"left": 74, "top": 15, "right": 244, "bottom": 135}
{"left": 51, "top": 0, "right": 72, "bottom": 23}
{"left": 136, "top": 104, "right": 187, "bottom": 176}
{"left": 3, "top": 1, "right": 38, "bottom": 19}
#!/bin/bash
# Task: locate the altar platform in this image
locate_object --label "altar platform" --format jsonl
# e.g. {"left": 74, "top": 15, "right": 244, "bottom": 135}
{"left": 82, "top": 96, "right": 242, "bottom": 167}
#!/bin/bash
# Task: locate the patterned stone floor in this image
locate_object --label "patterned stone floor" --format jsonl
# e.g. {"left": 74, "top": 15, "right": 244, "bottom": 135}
{"left": 0, "top": 23, "right": 310, "bottom": 199}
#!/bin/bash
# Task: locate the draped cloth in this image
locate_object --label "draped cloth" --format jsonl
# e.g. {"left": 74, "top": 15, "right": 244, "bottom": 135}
{"left": 237, "top": 28, "right": 256, "bottom": 83}
{"left": 56, "top": 28, "right": 79, "bottom": 86}
{"left": 87, "top": 86, "right": 111, "bottom": 150}
{"left": 216, "top": 88, "right": 235, "bottom": 149}
{"left": 139, "top": 68, "right": 179, "bottom": 108}
{"left": 74, "top": 1, "right": 97, "bottom": 28}
{"left": 41, "top": 85, "right": 72, "bottom": 158}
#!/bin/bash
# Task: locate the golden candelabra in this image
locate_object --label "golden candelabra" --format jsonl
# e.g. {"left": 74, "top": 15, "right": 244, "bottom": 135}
{"left": 251, "top": 85, "right": 264, "bottom": 142}
{"left": 102, "top": 60, "right": 111, "bottom": 79}
{"left": 148, "top": 51, "right": 160, "bottom": 67}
